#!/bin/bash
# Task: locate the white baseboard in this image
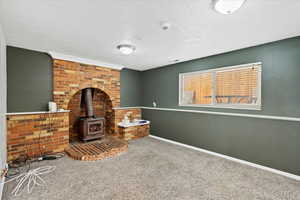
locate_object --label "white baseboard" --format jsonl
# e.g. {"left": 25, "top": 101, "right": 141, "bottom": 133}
{"left": 149, "top": 135, "right": 300, "bottom": 181}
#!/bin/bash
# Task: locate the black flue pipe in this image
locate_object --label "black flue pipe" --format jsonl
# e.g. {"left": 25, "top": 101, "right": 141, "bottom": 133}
{"left": 83, "top": 88, "right": 94, "bottom": 118}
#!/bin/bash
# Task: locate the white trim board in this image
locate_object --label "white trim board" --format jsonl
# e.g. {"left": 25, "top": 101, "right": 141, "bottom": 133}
{"left": 113, "top": 107, "right": 141, "bottom": 110}
{"left": 141, "top": 107, "right": 300, "bottom": 122}
{"left": 48, "top": 51, "right": 124, "bottom": 70}
{"left": 149, "top": 135, "right": 300, "bottom": 181}
{"left": 6, "top": 110, "right": 70, "bottom": 116}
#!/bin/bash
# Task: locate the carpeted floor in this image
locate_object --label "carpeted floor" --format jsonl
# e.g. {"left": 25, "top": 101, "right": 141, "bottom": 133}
{"left": 3, "top": 137, "right": 300, "bottom": 200}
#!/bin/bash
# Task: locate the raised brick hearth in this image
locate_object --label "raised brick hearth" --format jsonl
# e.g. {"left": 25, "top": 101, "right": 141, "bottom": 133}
{"left": 65, "top": 136, "right": 128, "bottom": 161}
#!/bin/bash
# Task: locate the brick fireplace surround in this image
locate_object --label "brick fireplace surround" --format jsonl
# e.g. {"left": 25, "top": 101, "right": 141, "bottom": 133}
{"left": 53, "top": 59, "right": 120, "bottom": 141}
{"left": 6, "top": 59, "right": 143, "bottom": 161}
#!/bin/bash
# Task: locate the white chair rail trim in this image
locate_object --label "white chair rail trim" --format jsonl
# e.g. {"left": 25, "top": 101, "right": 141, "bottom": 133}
{"left": 141, "top": 107, "right": 300, "bottom": 122}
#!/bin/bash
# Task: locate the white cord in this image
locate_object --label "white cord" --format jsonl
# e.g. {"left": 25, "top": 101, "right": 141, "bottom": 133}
{"left": 1, "top": 166, "right": 56, "bottom": 196}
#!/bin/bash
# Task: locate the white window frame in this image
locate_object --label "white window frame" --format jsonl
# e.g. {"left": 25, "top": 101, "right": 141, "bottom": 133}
{"left": 179, "top": 62, "right": 262, "bottom": 110}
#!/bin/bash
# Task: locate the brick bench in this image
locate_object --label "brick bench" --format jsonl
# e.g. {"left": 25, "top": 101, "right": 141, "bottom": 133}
{"left": 118, "top": 121, "right": 150, "bottom": 141}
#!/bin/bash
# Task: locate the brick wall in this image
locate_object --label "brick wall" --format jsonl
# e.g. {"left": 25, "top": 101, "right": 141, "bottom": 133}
{"left": 52, "top": 59, "right": 143, "bottom": 139}
{"left": 53, "top": 59, "right": 121, "bottom": 138}
{"left": 6, "top": 112, "right": 69, "bottom": 161}
{"left": 53, "top": 59, "right": 120, "bottom": 110}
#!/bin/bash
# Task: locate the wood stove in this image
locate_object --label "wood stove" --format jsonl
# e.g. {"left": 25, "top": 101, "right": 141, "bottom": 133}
{"left": 79, "top": 88, "right": 105, "bottom": 142}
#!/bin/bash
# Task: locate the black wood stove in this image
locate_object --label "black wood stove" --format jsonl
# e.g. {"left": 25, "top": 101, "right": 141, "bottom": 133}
{"left": 79, "top": 88, "right": 105, "bottom": 142}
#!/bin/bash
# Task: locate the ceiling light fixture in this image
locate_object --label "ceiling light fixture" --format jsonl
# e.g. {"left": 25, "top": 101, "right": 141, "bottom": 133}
{"left": 212, "top": 0, "right": 246, "bottom": 15}
{"left": 160, "top": 22, "right": 171, "bottom": 30}
{"left": 117, "top": 44, "right": 136, "bottom": 55}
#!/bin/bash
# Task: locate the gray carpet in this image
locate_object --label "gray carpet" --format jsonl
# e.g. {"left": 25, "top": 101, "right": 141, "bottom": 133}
{"left": 3, "top": 137, "right": 300, "bottom": 200}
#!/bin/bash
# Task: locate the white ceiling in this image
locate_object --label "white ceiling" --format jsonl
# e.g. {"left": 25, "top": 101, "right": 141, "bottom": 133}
{"left": 1, "top": 0, "right": 300, "bottom": 71}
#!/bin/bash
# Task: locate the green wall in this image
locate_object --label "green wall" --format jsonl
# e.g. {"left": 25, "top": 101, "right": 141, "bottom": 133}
{"left": 7, "top": 46, "right": 53, "bottom": 112}
{"left": 6, "top": 46, "right": 141, "bottom": 112}
{"left": 142, "top": 36, "right": 300, "bottom": 117}
{"left": 120, "top": 68, "right": 141, "bottom": 107}
{"left": 141, "top": 36, "right": 300, "bottom": 175}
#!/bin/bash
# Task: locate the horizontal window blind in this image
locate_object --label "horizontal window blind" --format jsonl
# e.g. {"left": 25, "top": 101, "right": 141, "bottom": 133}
{"left": 179, "top": 62, "right": 262, "bottom": 110}
{"left": 216, "top": 65, "right": 259, "bottom": 104}
{"left": 183, "top": 73, "right": 212, "bottom": 105}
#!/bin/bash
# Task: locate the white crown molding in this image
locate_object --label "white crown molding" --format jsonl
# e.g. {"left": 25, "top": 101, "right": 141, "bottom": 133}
{"left": 149, "top": 135, "right": 300, "bottom": 181}
{"left": 48, "top": 51, "right": 124, "bottom": 70}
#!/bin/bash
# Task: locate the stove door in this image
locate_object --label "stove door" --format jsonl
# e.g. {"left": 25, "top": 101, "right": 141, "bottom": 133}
{"left": 88, "top": 120, "right": 104, "bottom": 136}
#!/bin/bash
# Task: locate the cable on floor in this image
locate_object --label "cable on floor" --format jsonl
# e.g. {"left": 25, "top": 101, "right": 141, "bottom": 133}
{"left": 1, "top": 166, "right": 56, "bottom": 196}
{"left": 2, "top": 152, "right": 64, "bottom": 197}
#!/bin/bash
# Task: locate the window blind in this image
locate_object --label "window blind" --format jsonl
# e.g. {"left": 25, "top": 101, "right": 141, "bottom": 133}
{"left": 179, "top": 62, "right": 262, "bottom": 110}
{"left": 215, "top": 65, "right": 259, "bottom": 104}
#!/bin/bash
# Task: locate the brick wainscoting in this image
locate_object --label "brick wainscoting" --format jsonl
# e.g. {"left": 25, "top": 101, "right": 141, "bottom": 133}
{"left": 6, "top": 112, "right": 69, "bottom": 161}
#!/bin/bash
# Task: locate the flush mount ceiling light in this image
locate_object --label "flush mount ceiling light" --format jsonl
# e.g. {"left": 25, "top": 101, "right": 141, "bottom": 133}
{"left": 160, "top": 21, "right": 171, "bottom": 30}
{"left": 117, "top": 44, "right": 136, "bottom": 55}
{"left": 212, "top": 0, "right": 246, "bottom": 15}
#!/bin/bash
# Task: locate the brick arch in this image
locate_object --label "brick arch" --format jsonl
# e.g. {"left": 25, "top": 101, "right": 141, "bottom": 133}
{"left": 64, "top": 85, "right": 114, "bottom": 111}
{"left": 67, "top": 87, "right": 115, "bottom": 141}
{"left": 52, "top": 59, "right": 121, "bottom": 138}
{"left": 52, "top": 59, "right": 120, "bottom": 110}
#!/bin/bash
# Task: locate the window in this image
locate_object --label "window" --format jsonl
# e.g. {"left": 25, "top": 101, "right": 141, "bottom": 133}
{"left": 179, "top": 62, "right": 262, "bottom": 110}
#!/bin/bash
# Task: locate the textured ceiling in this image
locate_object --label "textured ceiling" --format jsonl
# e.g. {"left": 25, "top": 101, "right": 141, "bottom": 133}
{"left": 1, "top": 0, "right": 300, "bottom": 70}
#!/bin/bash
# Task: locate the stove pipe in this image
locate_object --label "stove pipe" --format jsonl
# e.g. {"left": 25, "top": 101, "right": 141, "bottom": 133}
{"left": 83, "top": 88, "right": 94, "bottom": 118}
